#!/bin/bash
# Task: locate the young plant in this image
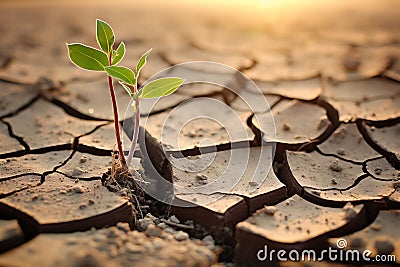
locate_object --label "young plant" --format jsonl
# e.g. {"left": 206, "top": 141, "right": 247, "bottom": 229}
{"left": 67, "top": 19, "right": 127, "bottom": 166}
{"left": 104, "top": 51, "right": 184, "bottom": 167}
{"left": 67, "top": 19, "right": 184, "bottom": 170}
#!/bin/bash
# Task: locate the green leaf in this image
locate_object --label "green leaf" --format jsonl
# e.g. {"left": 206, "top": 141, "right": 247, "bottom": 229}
{"left": 67, "top": 43, "right": 109, "bottom": 71}
{"left": 119, "top": 81, "right": 133, "bottom": 96}
{"left": 111, "top": 42, "right": 125, "bottom": 65}
{"left": 96, "top": 19, "right": 115, "bottom": 54}
{"left": 136, "top": 48, "right": 152, "bottom": 76}
{"left": 139, "top": 77, "right": 185, "bottom": 99}
{"left": 105, "top": 66, "right": 135, "bottom": 85}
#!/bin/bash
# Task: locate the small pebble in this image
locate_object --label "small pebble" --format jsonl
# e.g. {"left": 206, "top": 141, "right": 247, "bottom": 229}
{"left": 116, "top": 222, "right": 130, "bottom": 233}
{"left": 195, "top": 174, "right": 208, "bottom": 181}
{"left": 35, "top": 116, "right": 45, "bottom": 127}
{"left": 374, "top": 167, "right": 382, "bottom": 175}
{"left": 105, "top": 227, "right": 121, "bottom": 239}
{"left": 370, "top": 223, "right": 381, "bottom": 231}
{"left": 164, "top": 227, "right": 176, "bottom": 235}
{"left": 202, "top": 235, "right": 216, "bottom": 250}
{"left": 187, "top": 130, "right": 197, "bottom": 138}
{"left": 157, "top": 222, "right": 167, "bottom": 229}
{"left": 248, "top": 181, "right": 258, "bottom": 187}
{"left": 152, "top": 239, "right": 164, "bottom": 249}
{"left": 331, "top": 179, "right": 338, "bottom": 185}
{"left": 145, "top": 225, "right": 164, "bottom": 238}
{"left": 169, "top": 215, "right": 180, "bottom": 224}
{"left": 137, "top": 218, "right": 155, "bottom": 231}
{"left": 337, "top": 148, "right": 346, "bottom": 156}
{"left": 264, "top": 206, "right": 277, "bottom": 215}
{"left": 198, "top": 180, "right": 208, "bottom": 185}
{"left": 125, "top": 242, "right": 142, "bottom": 254}
{"left": 79, "top": 203, "right": 87, "bottom": 209}
{"left": 173, "top": 231, "right": 189, "bottom": 241}
{"left": 79, "top": 156, "right": 88, "bottom": 163}
{"left": 282, "top": 123, "right": 290, "bottom": 131}
{"left": 92, "top": 233, "right": 107, "bottom": 243}
{"left": 202, "top": 235, "right": 214, "bottom": 245}
{"left": 117, "top": 188, "right": 129, "bottom": 197}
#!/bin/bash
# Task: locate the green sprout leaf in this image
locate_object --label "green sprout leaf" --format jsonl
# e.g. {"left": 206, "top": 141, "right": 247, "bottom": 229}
{"left": 119, "top": 81, "right": 133, "bottom": 96}
{"left": 139, "top": 77, "right": 185, "bottom": 99}
{"left": 105, "top": 66, "right": 136, "bottom": 85}
{"left": 67, "top": 43, "right": 109, "bottom": 71}
{"left": 96, "top": 19, "right": 115, "bottom": 54}
{"left": 136, "top": 48, "right": 152, "bottom": 76}
{"left": 111, "top": 42, "right": 125, "bottom": 65}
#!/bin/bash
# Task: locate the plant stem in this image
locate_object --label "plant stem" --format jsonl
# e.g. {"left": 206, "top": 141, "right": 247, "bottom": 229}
{"left": 107, "top": 74, "right": 126, "bottom": 165}
{"left": 126, "top": 92, "right": 140, "bottom": 167}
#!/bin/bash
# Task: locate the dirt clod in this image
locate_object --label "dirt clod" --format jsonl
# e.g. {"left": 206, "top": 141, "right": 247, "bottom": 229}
{"left": 283, "top": 123, "right": 291, "bottom": 131}
{"left": 79, "top": 156, "right": 88, "bottom": 163}
{"left": 72, "top": 185, "right": 86, "bottom": 194}
{"left": 264, "top": 206, "right": 278, "bottom": 215}
{"left": 374, "top": 167, "right": 382, "bottom": 175}
{"left": 329, "top": 160, "right": 343, "bottom": 172}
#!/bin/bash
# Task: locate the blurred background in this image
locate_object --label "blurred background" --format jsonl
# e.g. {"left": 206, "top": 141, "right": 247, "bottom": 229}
{"left": 0, "top": 0, "right": 399, "bottom": 85}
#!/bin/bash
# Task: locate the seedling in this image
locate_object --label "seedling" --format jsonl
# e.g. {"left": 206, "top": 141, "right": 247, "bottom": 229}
{"left": 67, "top": 19, "right": 184, "bottom": 173}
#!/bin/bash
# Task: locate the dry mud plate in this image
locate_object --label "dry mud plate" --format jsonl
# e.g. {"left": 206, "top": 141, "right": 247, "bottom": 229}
{"left": 0, "top": 0, "right": 399, "bottom": 266}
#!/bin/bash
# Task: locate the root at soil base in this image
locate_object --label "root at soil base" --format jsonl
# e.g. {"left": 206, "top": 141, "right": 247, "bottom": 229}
{"left": 103, "top": 151, "right": 146, "bottom": 222}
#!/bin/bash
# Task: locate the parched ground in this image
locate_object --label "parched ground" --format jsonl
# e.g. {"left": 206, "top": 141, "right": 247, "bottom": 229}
{"left": 0, "top": 0, "right": 399, "bottom": 266}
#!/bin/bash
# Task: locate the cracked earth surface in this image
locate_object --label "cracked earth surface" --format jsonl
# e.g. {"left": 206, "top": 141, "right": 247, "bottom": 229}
{"left": 0, "top": 0, "right": 399, "bottom": 266}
